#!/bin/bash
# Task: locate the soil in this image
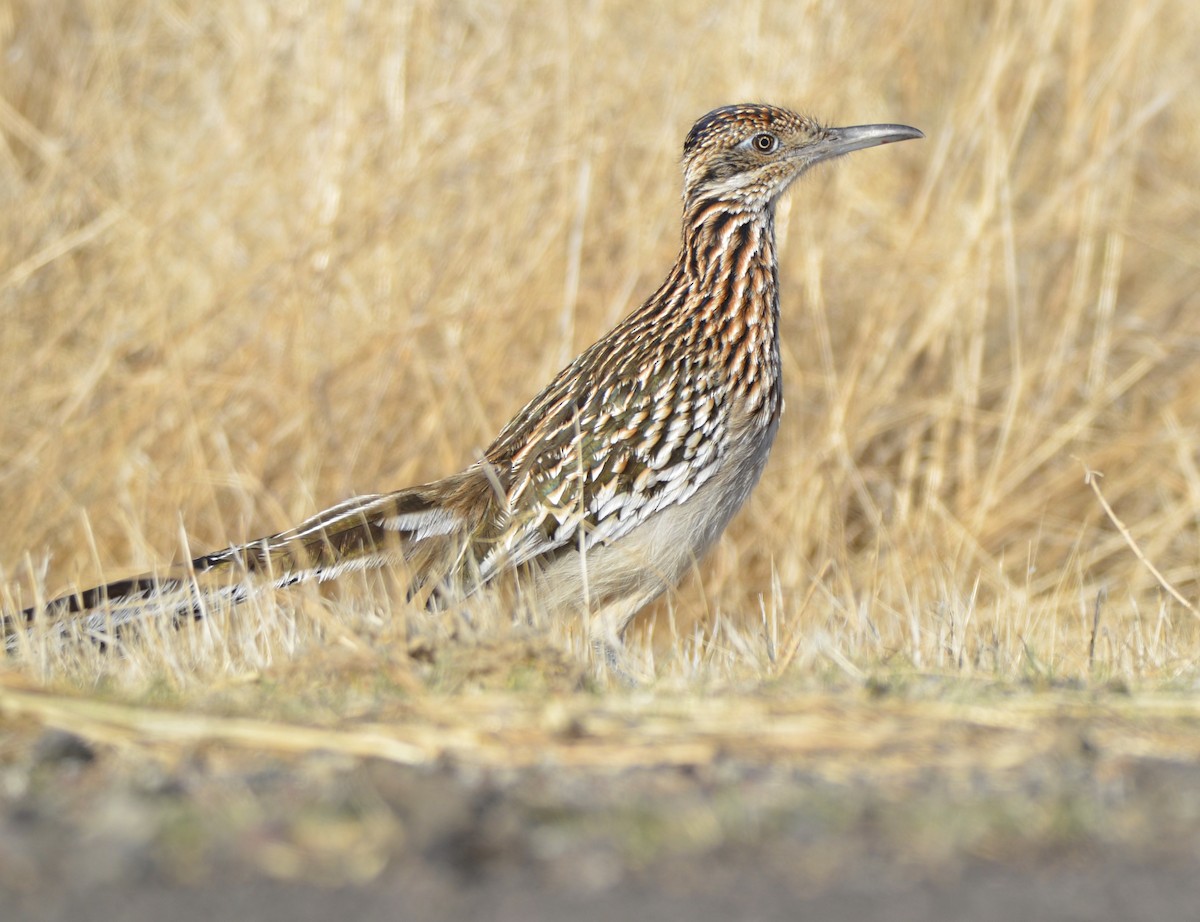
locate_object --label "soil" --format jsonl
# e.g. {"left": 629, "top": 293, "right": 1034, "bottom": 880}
{"left": 3, "top": 687, "right": 1200, "bottom": 921}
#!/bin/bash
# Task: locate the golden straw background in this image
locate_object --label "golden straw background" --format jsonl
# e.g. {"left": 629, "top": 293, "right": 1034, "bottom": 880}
{"left": 2, "top": 1, "right": 1199, "bottom": 690}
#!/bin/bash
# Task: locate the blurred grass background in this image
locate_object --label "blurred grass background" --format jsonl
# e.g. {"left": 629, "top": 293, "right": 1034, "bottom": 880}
{"left": 1, "top": 0, "right": 1198, "bottom": 689}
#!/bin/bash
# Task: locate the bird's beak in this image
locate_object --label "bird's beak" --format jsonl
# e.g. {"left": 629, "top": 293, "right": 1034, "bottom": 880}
{"left": 809, "top": 123, "right": 924, "bottom": 164}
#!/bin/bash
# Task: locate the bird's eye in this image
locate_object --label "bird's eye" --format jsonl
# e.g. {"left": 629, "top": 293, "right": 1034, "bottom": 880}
{"left": 752, "top": 132, "right": 778, "bottom": 153}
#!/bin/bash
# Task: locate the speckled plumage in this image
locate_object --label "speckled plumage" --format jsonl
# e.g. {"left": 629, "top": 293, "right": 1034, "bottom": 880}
{"left": 8, "top": 104, "right": 922, "bottom": 655}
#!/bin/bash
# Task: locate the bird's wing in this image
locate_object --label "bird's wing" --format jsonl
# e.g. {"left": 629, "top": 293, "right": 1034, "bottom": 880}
{"left": 477, "top": 343, "right": 730, "bottom": 579}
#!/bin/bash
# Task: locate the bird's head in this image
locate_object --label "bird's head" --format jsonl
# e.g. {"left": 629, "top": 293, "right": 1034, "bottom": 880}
{"left": 681, "top": 104, "right": 923, "bottom": 214}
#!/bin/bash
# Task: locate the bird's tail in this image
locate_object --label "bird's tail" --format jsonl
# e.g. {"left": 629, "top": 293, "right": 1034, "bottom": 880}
{"left": 4, "top": 470, "right": 499, "bottom": 654}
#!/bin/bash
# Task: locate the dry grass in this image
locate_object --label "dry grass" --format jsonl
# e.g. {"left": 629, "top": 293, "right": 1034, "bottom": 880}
{"left": 2, "top": 0, "right": 1200, "bottom": 710}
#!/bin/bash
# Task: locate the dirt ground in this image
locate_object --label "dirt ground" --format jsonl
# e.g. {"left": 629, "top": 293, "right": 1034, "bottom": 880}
{"left": 3, "top": 684, "right": 1200, "bottom": 921}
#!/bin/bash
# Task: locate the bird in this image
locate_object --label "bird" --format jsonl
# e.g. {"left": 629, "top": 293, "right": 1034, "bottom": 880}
{"left": 6, "top": 104, "right": 922, "bottom": 663}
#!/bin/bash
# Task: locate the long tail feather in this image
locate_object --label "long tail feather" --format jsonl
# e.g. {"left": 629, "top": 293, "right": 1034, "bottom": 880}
{"left": 4, "top": 476, "right": 492, "bottom": 653}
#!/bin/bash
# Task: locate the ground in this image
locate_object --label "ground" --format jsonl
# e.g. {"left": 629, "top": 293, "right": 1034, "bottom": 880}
{"left": 4, "top": 675, "right": 1200, "bottom": 921}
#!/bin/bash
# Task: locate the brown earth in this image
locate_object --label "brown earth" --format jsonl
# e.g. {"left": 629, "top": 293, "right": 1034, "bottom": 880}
{"left": 3, "top": 682, "right": 1200, "bottom": 921}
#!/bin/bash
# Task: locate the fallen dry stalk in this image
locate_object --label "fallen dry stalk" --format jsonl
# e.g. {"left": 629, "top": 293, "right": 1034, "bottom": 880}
{"left": 5, "top": 676, "right": 1200, "bottom": 782}
{"left": 1082, "top": 462, "right": 1199, "bottom": 619}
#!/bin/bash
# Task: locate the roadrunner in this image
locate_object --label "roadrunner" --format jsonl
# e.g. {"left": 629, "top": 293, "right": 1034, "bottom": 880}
{"left": 8, "top": 104, "right": 921, "bottom": 656}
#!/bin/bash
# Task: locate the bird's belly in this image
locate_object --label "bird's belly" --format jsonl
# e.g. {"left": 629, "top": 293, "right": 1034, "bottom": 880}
{"left": 529, "top": 413, "right": 780, "bottom": 627}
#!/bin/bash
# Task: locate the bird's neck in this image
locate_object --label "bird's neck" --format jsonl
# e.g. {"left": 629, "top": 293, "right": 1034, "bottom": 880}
{"left": 672, "top": 200, "right": 783, "bottom": 418}
{"left": 678, "top": 200, "right": 779, "bottom": 312}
